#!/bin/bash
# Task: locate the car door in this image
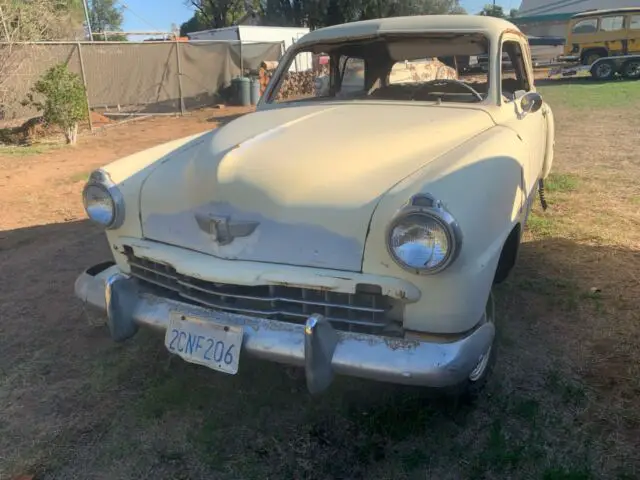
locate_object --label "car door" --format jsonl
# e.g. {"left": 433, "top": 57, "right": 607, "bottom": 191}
{"left": 598, "top": 15, "right": 626, "bottom": 55}
{"left": 500, "top": 36, "right": 546, "bottom": 199}
{"left": 629, "top": 14, "right": 640, "bottom": 54}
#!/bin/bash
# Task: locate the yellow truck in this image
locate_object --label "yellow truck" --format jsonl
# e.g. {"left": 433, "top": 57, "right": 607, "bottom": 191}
{"left": 551, "top": 7, "right": 640, "bottom": 80}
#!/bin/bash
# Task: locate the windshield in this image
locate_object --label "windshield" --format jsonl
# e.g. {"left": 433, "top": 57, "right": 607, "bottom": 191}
{"left": 265, "top": 33, "right": 491, "bottom": 105}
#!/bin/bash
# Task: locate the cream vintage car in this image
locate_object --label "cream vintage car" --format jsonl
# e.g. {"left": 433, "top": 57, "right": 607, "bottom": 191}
{"left": 75, "top": 15, "right": 555, "bottom": 399}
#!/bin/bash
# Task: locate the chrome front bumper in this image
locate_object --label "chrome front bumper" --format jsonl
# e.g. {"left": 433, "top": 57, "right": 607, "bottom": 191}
{"left": 75, "top": 262, "right": 495, "bottom": 393}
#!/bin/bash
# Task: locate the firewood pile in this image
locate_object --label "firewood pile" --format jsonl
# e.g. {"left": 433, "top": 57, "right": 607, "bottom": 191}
{"left": 258, "top": 61, "right": 329, "bottom": 101}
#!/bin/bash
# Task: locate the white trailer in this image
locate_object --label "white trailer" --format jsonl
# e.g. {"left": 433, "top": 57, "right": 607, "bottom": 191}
{"left": 187, "top": 25, "right": 311, "bottom": 71}
{"left": 549, "top": 55, "right": 640, "bottom": 81}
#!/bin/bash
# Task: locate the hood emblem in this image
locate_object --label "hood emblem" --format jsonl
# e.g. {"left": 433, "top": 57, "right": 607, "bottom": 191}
{"left": 194, "top": 213, "right": 259, "bottom": 245}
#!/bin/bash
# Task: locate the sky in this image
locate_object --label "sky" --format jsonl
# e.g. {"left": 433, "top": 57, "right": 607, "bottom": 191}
{"left": 120, "top": 0, "right": 519, "bottom": 38}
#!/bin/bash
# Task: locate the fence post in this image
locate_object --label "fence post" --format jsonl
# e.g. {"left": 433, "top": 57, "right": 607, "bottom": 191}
{"left": 175, "top": 38, "right": 185, "bottom": 115}
{"left": 77, "top": 42, "right": 93, "bottom": 132}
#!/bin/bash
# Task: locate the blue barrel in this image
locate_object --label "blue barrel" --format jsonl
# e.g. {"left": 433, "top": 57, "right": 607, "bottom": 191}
{"left": 231, "top": 76, "right": 251, "bottom": 106}
{"left": 250, "top": 77, "right": 261, "bottom": 105}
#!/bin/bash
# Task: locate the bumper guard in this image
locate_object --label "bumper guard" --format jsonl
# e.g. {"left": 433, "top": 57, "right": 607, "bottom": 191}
{"left": 74, "top": 263, "right": 495, "bottom": 393}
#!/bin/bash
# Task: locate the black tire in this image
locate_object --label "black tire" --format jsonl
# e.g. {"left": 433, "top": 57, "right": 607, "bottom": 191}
{"left": 622, "top": 59, "right": 640, "bottom": 80}
{"left": 445, "top": 292, "right": 497, "bottom": 404}
{"left": 582, "top": 50, "right": 606, "bottom": 66}
{"left": 591, "top": 60, "right": 616, "bottom": 81}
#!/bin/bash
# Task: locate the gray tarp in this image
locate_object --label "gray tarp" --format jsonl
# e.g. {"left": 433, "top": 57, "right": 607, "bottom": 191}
{"left": 0, "top": 41, "right": 283, "bottom": 121}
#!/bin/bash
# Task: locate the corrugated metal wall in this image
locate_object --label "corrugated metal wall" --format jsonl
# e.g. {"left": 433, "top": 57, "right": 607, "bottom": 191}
{"left": 518, "top": 0, "right": 640, "bottom": 17}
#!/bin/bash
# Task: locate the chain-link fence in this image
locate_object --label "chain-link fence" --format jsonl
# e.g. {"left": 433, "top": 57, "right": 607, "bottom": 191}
{"left": 0, "top": 40, "right": 284, "bottom": 130}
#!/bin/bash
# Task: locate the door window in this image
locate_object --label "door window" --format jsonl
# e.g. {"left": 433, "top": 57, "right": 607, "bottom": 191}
{"left": 599, "top": 16, "right": 624, "bottom": 32}
{"left": 500, "top": 40, "right": 532, "bottom": 100}
{"left": 571, "top": 19, "right": 597, "bottom": 34}
{"left": 630, "top": 15, "right": 640, "bottom": 30}
{"left": 338, "top": 57, "right": 365, "bottom": 97}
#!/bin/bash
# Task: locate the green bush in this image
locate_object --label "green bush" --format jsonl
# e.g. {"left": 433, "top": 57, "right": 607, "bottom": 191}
{"left": 23, "top": 63, "right": 87, "bottom": 145}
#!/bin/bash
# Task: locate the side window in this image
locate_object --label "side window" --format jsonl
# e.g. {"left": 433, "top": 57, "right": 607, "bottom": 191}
{"left": 501, "top": 41, "right": 531, "bottom": 100}
{"left": 630, "top": 15, "right": 640, "bottom": 30}
{"left": 571, "top": 19, "right": 597, "bottom": 34}
{"left": 600, "top": 16, "right": 624, "bottom": 32}
{"left": 272, "top": 51, "right": 328, "bottom": 103}
{"left": 337, "top": 57, "right": 365, "bottom": 97}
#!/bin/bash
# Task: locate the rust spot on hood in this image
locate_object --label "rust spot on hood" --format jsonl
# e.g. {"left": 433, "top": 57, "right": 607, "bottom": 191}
{"left": 384, "top": 338, "right": 420, "bottom": 351}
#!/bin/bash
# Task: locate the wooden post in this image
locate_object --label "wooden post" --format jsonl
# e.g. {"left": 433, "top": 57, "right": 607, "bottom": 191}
{"left": 175, "top": 38, "right": 185, "bottom": 115}
{"left": 77, "top": 43, "right": 93, "bottom": 132}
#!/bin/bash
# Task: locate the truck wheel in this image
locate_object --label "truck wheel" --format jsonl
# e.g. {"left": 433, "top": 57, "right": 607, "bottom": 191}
{"left": 582, "top": 50, "right": 605, "bottom": 65}
{"left": 622, "top": 59, "right": 640, "bottom": 80}
{"left": 446, "top": 292, "right": 497, "bottom": 403}
{"left": 591, "top": 60, "right": 616, "bottom": 80}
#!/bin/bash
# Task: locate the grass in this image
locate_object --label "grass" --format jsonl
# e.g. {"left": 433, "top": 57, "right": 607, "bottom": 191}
{"left": 0, "top": 143, "right": 62, "bottom": 157}
{"left": 67, "top": 170, "right": 91, "bottom": 184}
{"left": 2, "top": 80, "right": 640, "bottom": 480}
{"left": 545, "top": 172, "right": 579, "bottom": 193}
{"left": 538, "top": 79, "right": 640, "bottom": 109}
{"left": 526, "top": 211, "right": 556, "bottom": 237}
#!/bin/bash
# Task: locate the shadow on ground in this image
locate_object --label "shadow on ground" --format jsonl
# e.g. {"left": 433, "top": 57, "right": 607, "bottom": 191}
{"left": 1, "top": 220, "right": 638, "bottom": 479}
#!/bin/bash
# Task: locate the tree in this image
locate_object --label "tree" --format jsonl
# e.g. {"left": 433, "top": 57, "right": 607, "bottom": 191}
{"left": 181, "top": 0, "right": 262, "bottom": 31}
{"left": 479, "top": 3, "right": 505, "bottom": 18}
{"left": 181, "top": 0, "right": 466, "bottom": 33}
{"left": 0, "top": 0, "right": 85, "bottom": 42}
{"left": 0, "top": 1, "right": 86, "bottom": 118}
{"left": 180, "top": 11, "right": 208, "bottom": 35}
{"left": 88, "top": 0, "right": 126, "bottom": 40}
{"left": 23, "top": 63, "right": 88, "bottom": 145}
{"left": 260, "top": 0, "right": 466, "bottom": 29}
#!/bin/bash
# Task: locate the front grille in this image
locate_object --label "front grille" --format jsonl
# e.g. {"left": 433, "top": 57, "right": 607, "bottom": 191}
{"left": 126, "top": 253, "right": 399, "bottom": 334}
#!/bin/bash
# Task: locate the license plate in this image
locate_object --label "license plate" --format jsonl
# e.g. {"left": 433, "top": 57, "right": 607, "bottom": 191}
{"left": 165, "top": 312, "right": 243, "bottom": 374}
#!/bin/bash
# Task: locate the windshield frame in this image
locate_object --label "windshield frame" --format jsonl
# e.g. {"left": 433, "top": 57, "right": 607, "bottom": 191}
{"left": 258, "top": 31, "right": 502, "bottom": 108}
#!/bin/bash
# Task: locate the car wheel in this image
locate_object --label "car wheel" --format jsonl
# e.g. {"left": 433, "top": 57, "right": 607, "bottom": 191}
{"left": 446, "top": 291, "right": 497, "bottom": 403}
{"left": 582, "top": 51, "right": 604, "bottom": 65}
{"left": 591, "top": 60, "right": 616, "bottom": 81}
{"left": 622, "top": 59, "right": 640, "bottom": 80}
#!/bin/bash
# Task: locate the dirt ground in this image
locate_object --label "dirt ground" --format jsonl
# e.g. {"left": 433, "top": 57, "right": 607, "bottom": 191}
{"left": 1, "top": 85, "right": 639, "bottom": 479}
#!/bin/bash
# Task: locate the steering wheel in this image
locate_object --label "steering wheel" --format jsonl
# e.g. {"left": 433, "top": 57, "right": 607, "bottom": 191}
{"left": 411, "top": 79, "right": 483, "bottom": 102}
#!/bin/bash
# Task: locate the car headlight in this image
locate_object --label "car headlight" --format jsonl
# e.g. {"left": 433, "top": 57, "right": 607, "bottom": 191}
{"left": 386, "top": 195, "right": 461, "bottom": 274}
{"left": 82, "top": 169, "right": 125, "bottom": 229}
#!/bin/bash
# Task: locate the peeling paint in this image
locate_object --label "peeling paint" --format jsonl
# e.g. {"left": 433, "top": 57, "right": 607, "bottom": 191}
{"left": 321, "top": 275, "right": 351, "bottom": 281}
{"left": 270, "top": 280, "right": 336, "bottom": 291}
{"left": 384, "top": 338, "right": 421, "bottom": 351}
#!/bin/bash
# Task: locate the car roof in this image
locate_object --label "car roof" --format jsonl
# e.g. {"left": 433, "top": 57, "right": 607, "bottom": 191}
{"left": 296, "top": 15, "right": 522, "bottom": 46}
{"left": 571, "top": 7, "right": 640, "bottom": 19}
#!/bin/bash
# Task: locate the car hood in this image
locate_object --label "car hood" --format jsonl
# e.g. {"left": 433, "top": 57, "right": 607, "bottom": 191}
{"left": 140, "top": 102, "right": 495, "bottom": 271}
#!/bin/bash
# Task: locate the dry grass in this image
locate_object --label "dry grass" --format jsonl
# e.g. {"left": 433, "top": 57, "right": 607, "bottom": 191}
{"left": 1, "top": 86, "right": 639, "bottom": 480}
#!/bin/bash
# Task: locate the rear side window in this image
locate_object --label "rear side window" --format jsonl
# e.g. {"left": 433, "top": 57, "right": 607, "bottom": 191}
{"left": 338, "top": 57, "right": 365, "bottom": 96}
{"left": 599, "top": 16, "right": 624, "bottom": 32}
{"left": 630, "top": 15, "right": 640, "bottom": 30}
{"left": 572, "top": 18, "right": 597, "bottom": 34}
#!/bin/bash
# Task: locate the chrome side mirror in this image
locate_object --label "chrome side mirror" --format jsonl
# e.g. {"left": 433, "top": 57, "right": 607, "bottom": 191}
{"left": 520, "top": 92, "right": 543, "bottom": 116}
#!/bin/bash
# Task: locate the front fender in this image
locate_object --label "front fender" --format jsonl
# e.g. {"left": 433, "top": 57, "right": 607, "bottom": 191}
{"left": 363, "top": 126, "right": 528, "bottom": 334}
{"left": 96, "top": 132, "right": 211, "bottom": 267}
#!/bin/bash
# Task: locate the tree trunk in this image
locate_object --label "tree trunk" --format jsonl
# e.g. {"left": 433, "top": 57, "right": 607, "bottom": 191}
{"left": 65, "top": 122, "right": 78, "bottom": 145}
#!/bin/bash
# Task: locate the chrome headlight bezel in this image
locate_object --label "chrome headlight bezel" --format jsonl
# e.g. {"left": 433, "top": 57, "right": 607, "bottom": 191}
{"left": 82, "top": 169, "right": 125, "bottom": 229}
{"left": 385, "top": 194, "right": 462, "bottom": 275}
